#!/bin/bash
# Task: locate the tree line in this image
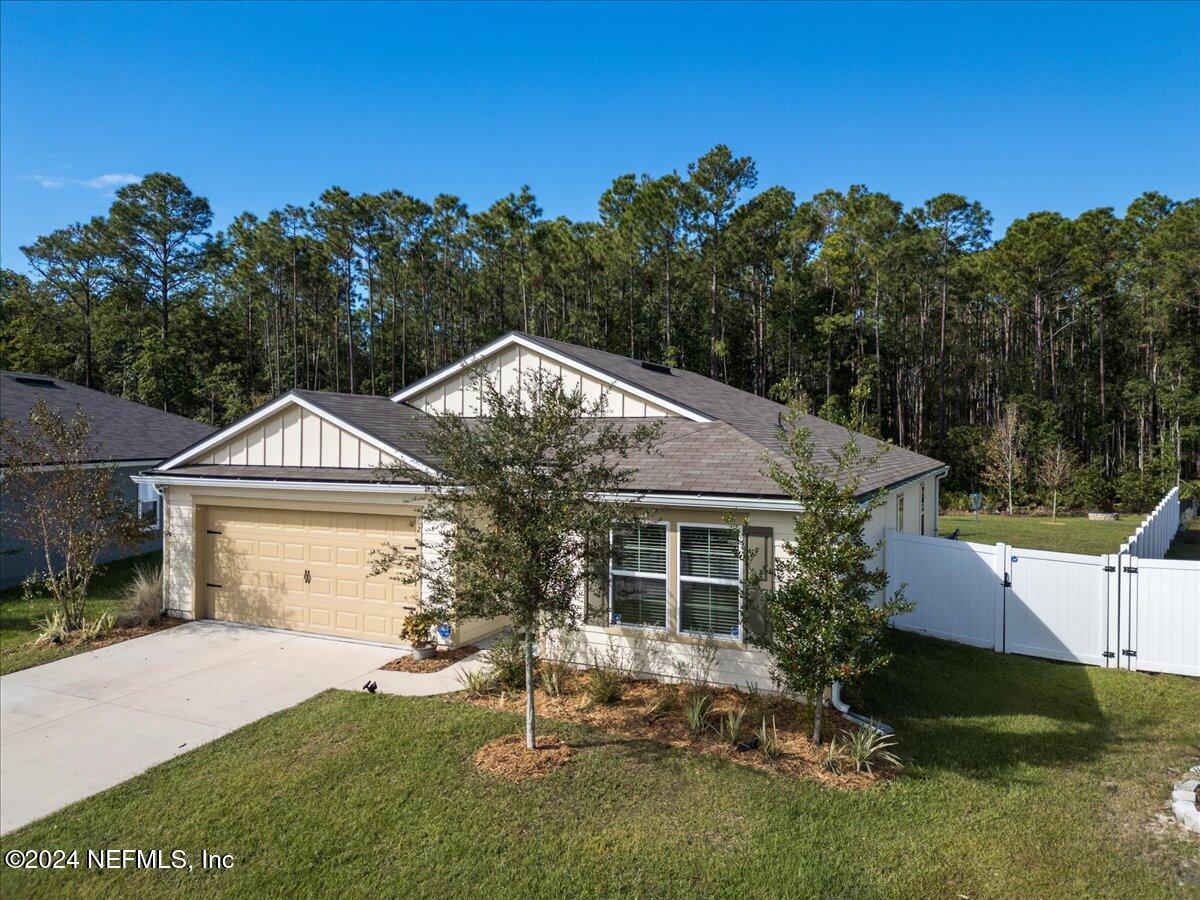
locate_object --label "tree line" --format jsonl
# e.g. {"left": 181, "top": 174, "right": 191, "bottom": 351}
{"left": 1, "top": 145, "right": 1196, "bottom": 509}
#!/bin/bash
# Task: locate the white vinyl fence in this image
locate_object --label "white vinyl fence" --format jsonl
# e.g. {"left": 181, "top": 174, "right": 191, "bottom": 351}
{"left": 888, "top": 487, "right": 1198, "bottom": 676}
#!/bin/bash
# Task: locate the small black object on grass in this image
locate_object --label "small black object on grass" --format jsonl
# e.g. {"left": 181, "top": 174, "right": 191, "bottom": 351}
{"left": 735, "top": 738, "right": 760, "bottom": 753}
{"left": 363, "top": 680, "right": 378, "bottom": 694}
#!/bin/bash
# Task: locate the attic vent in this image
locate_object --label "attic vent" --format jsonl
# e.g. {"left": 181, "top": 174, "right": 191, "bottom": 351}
{"left": 11, "top": 375, "right": 58, "bottom": 388}
{"left": 640, "top": 361, "right": 672, "bottom": 375}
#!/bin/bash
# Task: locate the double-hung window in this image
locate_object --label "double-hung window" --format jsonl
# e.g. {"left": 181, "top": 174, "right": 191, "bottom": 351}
{"left": 678, "top": 525, "right": 742, "bottom": 638}
{"left": 610, "top": 522, "right": 667, "bottom": 628}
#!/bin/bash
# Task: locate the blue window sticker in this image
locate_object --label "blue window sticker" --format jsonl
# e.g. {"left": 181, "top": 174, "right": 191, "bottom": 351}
{"left": 436, "top": 623, "right": 452, "bottom": 640}
{"left": 612, "top": 613, "right": 622, "bottom": 626}
{"left": 730, "top": 625, "right": 740, "bottom": 638}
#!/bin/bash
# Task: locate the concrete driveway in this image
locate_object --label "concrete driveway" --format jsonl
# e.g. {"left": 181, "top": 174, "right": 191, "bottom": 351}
{"left": 0, "top": 621, "right": 402, "bottom": 834}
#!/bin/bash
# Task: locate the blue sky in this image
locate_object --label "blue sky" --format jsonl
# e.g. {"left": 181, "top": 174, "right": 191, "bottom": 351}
{"left": 2, "top": 1, "right": 1197, "bottom": 269}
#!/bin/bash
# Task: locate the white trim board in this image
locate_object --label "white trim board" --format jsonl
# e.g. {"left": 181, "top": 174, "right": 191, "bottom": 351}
{"left": 133, "top": 474, "right": 429, "bottom": 495}
{"left": 390, "top": 332, "right": 711, "bottom": 423}
{"left": 156, "top": 392, "right": 437, "bottom": 476}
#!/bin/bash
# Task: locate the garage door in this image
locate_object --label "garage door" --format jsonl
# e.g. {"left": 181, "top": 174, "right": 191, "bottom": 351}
{"left": 204, "top": 506, "right": 420, "bottom": 642}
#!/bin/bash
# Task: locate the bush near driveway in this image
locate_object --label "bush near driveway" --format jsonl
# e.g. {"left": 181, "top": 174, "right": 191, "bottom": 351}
{"left": 4, "top": 633, "right": 1198, "bottom": 898}
{"left": 0, "top": 551, "right": 163, "bottom": 675}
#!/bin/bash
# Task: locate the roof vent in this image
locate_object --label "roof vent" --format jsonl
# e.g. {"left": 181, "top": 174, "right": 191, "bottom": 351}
{"left": 640, "top": 361, "right": 672, "bottom": 375}
{"left": 11, "top": 375, "right": 59, "bottom": 388}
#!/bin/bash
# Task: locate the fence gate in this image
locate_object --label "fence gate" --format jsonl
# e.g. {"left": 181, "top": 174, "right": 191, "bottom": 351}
{"left": 1002, "top": 548, "right": 1117, "bottom": 667}
{"left": 1119, "top": 555, "right": 1200, "bottom": 676}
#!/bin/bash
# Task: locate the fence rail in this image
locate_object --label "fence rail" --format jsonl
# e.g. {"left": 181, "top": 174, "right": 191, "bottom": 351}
{"left": 887, "top": 487, "right": 1198, "bottom": 677}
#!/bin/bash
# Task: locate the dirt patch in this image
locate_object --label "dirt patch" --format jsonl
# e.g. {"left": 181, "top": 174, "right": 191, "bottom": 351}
{"left": 38, "top": 615, "right": 186, "bottom": 653}
{"left": 381, "top": 645, "right": 480, "bottom": 673}
{"left": 463, "top": 674, "right": 890, "bottom": 789}
{"left": 472, "top": 733, "right": 574, "bottom": 781}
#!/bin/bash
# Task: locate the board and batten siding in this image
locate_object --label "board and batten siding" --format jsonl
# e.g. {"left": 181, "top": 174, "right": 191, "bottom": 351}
{"left": 408, "top": 343, "right": 676, "bottom": 418}
{"left": 197, "top": 405, "right": 397, "bottom": 468}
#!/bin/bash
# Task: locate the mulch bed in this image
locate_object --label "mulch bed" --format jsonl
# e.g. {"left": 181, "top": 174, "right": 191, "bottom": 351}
{"left": 463, "top": 673, "right": 891, "bottom": 789}
{"left": 472, "top": 733, "right": 573, "bottom": 781}
{"left": 381, "top": 645, "right": 480, "bottom": 673}
{"left": 39, "top": 615, "right": 187, "bottom": 653}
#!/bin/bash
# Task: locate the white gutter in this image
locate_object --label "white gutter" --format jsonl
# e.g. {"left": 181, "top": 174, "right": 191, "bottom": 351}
{"left": 830, "top": 681, "right": 894, "bottom": 736}
{"left": 132, "top": 474, "right": 429, "bottom": 495}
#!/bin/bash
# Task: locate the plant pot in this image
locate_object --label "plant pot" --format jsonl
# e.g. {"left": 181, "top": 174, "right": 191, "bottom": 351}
{"left": 410, "top": 645, "right": 436, "bottom": 661}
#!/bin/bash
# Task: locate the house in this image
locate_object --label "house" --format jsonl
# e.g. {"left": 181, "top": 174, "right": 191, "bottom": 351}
{"left": 0, "top": 372, "right": 216, "bottom": 589}
{"left": 137, "top": 332, "right": 946, "bottom": 688}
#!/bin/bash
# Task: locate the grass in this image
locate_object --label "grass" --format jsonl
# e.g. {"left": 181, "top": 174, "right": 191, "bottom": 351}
{"left": 1166, "top": 516, "right": 1200, "bottom": 561}
{"left": 3, "top": 632, "right": 1198, "bottom": 897}
{"left": 940, "top": 513, "right": 1141, "bottom": 555}
{"left": 0, "top": 551, "right": 161, "bottom": 676}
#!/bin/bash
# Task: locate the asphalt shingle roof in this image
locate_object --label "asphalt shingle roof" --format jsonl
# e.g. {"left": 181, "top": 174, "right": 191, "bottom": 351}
{"left": 148, "top": 334, "right": 946, "bottom": 498}
{"left": 2, "top": 371, "right": 215, "bottom": 464}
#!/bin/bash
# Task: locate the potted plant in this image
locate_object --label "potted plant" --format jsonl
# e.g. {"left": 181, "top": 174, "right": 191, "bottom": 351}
{"left": 399, "top": 609, "right": 440, "bottom": 660}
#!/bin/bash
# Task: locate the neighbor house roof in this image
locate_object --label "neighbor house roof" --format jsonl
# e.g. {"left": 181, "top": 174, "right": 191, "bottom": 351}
{"left": 144, "top": 333, "right": 946, "bottom": 499}
{"left": 1, "top": 371, "right": 216, "bottom": 464}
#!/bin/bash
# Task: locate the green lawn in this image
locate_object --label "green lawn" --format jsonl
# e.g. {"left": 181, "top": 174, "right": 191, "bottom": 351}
{"left": 3, "top": 633, "right": 1197, "bottom": 898}
{"left": 1166, "top": 516, "right": 1200, "bottom": 561}
{"left": 0, "top": 551, "right": 161, "bottom": 676}
{"left": 940, "top": 513, "right": 1140, "bottom": 555}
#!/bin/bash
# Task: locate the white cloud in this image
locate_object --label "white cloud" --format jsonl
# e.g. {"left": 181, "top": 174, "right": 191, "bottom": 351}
{"left": 30, "top": 172, "right": 141, "bottom": 190}
{"left": 80, "top": 173, "right": 140, "bottom": 189}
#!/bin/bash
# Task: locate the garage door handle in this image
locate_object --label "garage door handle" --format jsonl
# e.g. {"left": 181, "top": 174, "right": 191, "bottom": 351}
{"left": 303, "top": 569, "right": 311, "bottom": 584}
{"left": 206, "top": 582, "right": 222, "bottom": 588}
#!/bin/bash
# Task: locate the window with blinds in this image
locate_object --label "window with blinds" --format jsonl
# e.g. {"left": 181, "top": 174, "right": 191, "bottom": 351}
{"left": 678, "top": 525, "right": 742, "bottom": 637}
{"left": 610, "top": 522, "right": 667, "bottom": 628}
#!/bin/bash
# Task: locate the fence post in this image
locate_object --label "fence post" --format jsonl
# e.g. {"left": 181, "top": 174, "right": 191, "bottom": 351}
{"left": 1103, "top": 553, "right": 1119, "bottom": 668}
{"left": 992, "top": 542, "right": 1007, "bottom": 653}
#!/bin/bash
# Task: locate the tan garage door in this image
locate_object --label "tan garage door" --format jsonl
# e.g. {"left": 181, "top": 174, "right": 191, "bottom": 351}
{"left": 204, "top": 506, "right": 419, "bottom": 642}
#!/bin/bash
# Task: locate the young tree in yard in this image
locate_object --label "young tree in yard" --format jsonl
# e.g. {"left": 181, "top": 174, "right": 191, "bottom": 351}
{"left": 1, "top": 399, "right": 140, "bottom": 630}
{"left": 371, "top": 370, "right": 660, "bottom": 749}
{"left": 983, "top": 403, "right": 1026, "bottom": 515}
{"left": 748, "top": 404, "right": 912, "bottom": 744}
{"left": 1039, "top": 442, "right": 1079, "bottom": 520}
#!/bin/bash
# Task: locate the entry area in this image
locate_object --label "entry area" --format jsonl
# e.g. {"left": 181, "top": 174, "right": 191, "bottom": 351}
{"left": 203, "top": 505, "right": 420, "bottom": 643}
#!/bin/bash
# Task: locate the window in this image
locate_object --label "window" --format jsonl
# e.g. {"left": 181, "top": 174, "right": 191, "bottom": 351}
{"left": 896, "top": 493, "right": 905, "bottom": 532}
{"left": 137, "top": 481, "right": 160, "bottom": 530}
{"left": 679, "top": 525, "right": 742, "bottom": 637}
{"left": 920, "top": 483, "right": 926, "bottom": 534}
{"left": 610, "top": 523, "right": 667, "bottom": 628}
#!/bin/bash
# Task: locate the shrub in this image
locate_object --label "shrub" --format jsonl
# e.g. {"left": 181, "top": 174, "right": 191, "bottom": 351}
{"left": 398, "top": 608, "right": 440, "bottom": 649}
{"left": 583, "top": 665, "right": 625, "bottom": 705}
{"left": 485, "top": 630, "right": 528, "bottom": 690}
{"left": 117, "top": 565, "right": 164, "bottom": 628}
{"left": 539, "top": 659, "right": 572, "bottom": 698}
{"left": 841, "top": 726, "right": 901, "bottom": 774}
{"left": 33, "top": 610, "right": 69, "bottom": 646}
{"left": 644, "top": 683, "right": 677, "bottom": 722}
{"left": 716, "top": 706, "right": 746, "bottom": 745}
{"left": 682, "top": 690, "right": 713, "bottom": 736}
{"left": 823, "top": 734, "right": 849, "bottom": 773}
{"left": 455, "top": 667, "right": 497, "bottom": 698}
{"left": 756, "top": 716, "right": 783, "bottom": 760}
{"left": 80, "top": 612, "right": 114, "bottom": 641}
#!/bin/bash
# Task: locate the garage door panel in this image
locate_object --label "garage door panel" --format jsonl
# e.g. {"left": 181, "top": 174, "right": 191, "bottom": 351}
{"left": 205, "top": 506, "right": 418, "bottom": 643}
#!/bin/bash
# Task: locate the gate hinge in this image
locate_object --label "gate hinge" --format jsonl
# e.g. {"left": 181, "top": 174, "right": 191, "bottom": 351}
{"left": 1121, "top": 649, "right": 1137, "bottom": 657}
{"left": 1102, "top": 564, "right": 1116, "bottom": 572}
{"left": 1002, "top": 575, "right": 1012, "bottom": 588}
{"left": 1123, "top": 566, "right": 1138, "bottom": 574}
{"left": 1102, "top": 651, "right": 1115, "bottom": 658}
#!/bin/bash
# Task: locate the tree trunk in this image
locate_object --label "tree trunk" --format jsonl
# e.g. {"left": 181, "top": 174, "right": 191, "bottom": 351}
{"left": 523, "top": 617, "right": 536, "bottom": 750}
{"left": 812, "top": 694, "right": 823, "bottom": 744}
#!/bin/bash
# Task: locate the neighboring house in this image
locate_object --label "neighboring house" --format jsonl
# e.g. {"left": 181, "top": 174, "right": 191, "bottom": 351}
{"left": 0, "top": 372, "right": 216, "bottom": 590}
{"left": 138, "top": 332, "right": 947, "bottom": 688}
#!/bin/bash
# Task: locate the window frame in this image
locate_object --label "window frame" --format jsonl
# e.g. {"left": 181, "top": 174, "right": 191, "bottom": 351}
{"left": 608, "top": 519, "right": 669, "bottom": 631}
{"left": 676, "top": 521, "right": 745, "bottom": 641}
{"left": 896, "top": 492, "right": 905, "bottom": 533}
{"left": 920, "top": 482, "right": 926, "bottom": 535}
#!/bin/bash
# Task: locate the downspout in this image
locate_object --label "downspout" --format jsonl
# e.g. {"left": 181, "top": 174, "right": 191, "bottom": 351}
{"left": 830, "top": 682, "right": 894, "bottom": 736}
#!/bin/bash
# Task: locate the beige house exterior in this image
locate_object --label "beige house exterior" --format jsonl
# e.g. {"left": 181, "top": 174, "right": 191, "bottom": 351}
{"left": 141, "top": 332, "right": 946, "bottom": 688}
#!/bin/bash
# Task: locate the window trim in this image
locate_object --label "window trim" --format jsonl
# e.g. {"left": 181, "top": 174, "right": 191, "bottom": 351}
{"left": 608, "top": 519, "right": 669, "bottom": 631}
{"left": 920, "top": 482, "right": 926, "bottom": 535}
{"left": 896, "top": 492, "right": 905, "bottom": 533}
{"left": 676, "top": 521, "right": 744, "bottom": 641}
